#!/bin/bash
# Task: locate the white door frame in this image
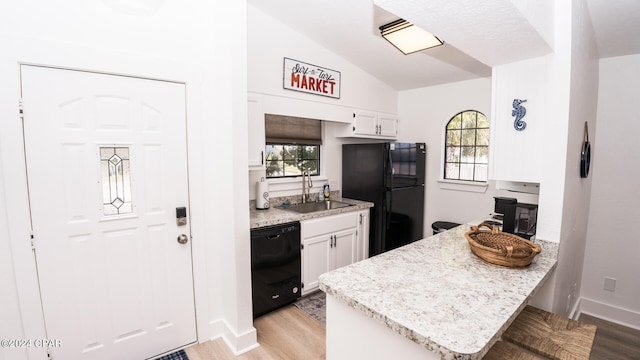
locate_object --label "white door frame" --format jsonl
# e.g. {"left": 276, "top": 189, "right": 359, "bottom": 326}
{"left": 0, "top": 37, "right": 250, "bottom": 359}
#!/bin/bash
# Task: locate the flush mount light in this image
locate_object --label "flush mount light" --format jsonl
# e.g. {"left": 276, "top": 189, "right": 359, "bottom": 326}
{"left": 379, "top": 19, "right": 444, "bottom": 55}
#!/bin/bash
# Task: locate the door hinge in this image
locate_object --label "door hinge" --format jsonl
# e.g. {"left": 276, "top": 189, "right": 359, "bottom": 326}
{"left": 19, "top": 98, "right": 24, "bottom": 120}
{"left": 47, "top": 347, "right": 53, "bottom": 360}
{"left": 301, "top": 282, "right": 304, "bottom": 289}
{"left": 300, "top": 243, "right": 304, "bottom": 250}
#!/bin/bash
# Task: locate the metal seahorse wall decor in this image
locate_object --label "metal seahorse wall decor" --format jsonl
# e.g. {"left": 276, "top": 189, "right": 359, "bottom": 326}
{"left": 511, "top": 99, "right": 527, "bottom": 131}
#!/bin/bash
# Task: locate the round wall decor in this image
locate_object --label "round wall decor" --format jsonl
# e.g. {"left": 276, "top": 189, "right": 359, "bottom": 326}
{"left": 580, "top": 121, "right": 591, "bottom": 178}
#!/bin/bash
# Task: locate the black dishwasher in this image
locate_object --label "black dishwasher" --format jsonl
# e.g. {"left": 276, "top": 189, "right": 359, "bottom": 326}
{"left": 250, "top": 221, "right": 301, "bottom": 318}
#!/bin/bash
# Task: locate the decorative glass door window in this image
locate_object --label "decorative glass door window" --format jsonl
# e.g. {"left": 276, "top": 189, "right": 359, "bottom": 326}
{"left": 100, "top": 147, "right": 132, "bottom": 215}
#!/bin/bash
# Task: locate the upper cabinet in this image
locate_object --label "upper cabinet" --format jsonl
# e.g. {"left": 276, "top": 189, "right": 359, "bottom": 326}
{"left": 247, "top": 93, "right": 265, "bottom": 169}
{"left": 339, "top": 109, "right": 398, "bottom": 139}
{"left": 489, "top": 57, "right": 547, "bottom": 184}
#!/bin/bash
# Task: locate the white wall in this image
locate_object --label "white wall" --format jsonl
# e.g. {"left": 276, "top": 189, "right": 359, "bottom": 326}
{"left": 580, "top": 54, "right": 640, "bottom": 329}
{"left": 549, "top": 0, "right": 599, "bottom": 317}
{"left": 247, "top": 5, "right": 397, "bottom": 115}
{"left": 0, "top": 1, "right": 256, "bottom": 357}
{"left": 398, "top": 78, "right": 538, "bottom": 234}
{"left": 247, "top": 4, "right": 399, "bottom": 201}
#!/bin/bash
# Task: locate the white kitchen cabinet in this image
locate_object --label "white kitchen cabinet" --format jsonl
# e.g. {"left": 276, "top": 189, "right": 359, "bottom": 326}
{"left": 339, "top": 109, "right": 398, "bottom": 139}
{"left": 301, "top": 212, "right": 359, "bottom": 295}
{"left": 247, "top": 92, "right": 265, "bottom": 169}
{"left": 377, "top": 112, "right": 399, "bottom": 138}
{"left": 489, "top": 57, "right": 546, "bottom": 183}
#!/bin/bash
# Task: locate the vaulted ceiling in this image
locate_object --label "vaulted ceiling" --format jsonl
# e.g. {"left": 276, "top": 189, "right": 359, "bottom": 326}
{"left": 248, "top": 0, "right": 640, "bottom": 91}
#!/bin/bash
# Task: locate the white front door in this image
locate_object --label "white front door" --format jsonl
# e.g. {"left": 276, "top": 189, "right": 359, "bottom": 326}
{"left": 21, "top": 65, "right": 196, "bottom": 360}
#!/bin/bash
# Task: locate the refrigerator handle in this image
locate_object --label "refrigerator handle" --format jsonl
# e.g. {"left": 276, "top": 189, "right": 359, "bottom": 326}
{"left": 385, "top": 189, "right": 392, "bottom": 230}
{"left": 386, "top": 150, "right": 393, "bottom": 230}
{"left": 387, "top": 149, "right": 394, "bottom": 188}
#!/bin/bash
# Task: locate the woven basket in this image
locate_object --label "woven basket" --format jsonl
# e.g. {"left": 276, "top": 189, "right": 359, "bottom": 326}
{"left": 465, "top": 223, "right": 541, "bottom": 267}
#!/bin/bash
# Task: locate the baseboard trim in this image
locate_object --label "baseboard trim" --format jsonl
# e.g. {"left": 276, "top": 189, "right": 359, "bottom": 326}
{"left": 207, "top": 318, "right": 259, "bottom": 355}
{"left": 578, "top": 297, "right": 640, "bottom": 330}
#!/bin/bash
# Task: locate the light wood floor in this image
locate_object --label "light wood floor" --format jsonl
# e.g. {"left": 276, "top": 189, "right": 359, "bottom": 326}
{"left": 579, "top": 313, "right": 640, "bottom": 360}
{"left": 185, "top": 306, "right": 640, "bottom": 360}
{"left": 185, "top": 305, "right": 325, "bottom": 360}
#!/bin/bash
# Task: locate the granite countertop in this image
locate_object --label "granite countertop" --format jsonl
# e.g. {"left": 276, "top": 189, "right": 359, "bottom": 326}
{"left": 319, "top": 224, "right": 559, "bottom": 360}
{"left": 249, "top": 197, "right": 374, "bottom": 229}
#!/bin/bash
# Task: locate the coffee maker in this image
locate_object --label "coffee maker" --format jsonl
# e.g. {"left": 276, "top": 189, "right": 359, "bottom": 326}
{"left": 502, "top": 203, "right": 538, "bottom": 239}
{"left": 492, "top": 197, "right": 517, "bottom": 220}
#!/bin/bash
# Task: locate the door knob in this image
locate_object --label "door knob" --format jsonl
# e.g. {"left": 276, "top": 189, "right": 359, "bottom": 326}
{"left": 177, "top": 234, "right": 189, "bottom": 244}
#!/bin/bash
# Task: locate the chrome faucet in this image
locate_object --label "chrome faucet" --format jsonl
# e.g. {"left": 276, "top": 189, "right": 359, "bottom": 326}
{"left": 302, "top": 171, "right": 313, "bottom": 203}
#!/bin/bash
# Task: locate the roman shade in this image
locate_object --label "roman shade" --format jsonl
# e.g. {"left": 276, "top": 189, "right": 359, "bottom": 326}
{"left": 265, "top": 114, "right": 322, "bottom": 145}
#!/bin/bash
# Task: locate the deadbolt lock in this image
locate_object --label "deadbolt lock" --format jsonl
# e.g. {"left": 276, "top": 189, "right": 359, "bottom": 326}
{"left": 176, "top": 207, "right": 187, "bottom": 226}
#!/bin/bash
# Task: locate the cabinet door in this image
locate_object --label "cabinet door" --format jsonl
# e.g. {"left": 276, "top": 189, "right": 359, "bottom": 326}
{"left": 377, "top": 113, "right": 398, "bottom": 138}
{"left": 332, "top": 228, "right": 358, "bottom": 270}
{"left": 489, "top": 57, "right": 545, "bottom": 183}
{"left": 352, "top": 110, "right": 378, "bottom": 136}
{"left": 302, "top": 234, "right": 331, "bottom": 295}
{"left": 247, "top": 93, "right": 265, "bottom": 169}
{"left": 357, "top": 211, "right": 370, "bottom": 261}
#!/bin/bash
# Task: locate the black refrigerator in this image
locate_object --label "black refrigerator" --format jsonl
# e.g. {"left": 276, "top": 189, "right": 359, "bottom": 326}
{"left": 342, "top": 142, "right": 426, "bottom": 257}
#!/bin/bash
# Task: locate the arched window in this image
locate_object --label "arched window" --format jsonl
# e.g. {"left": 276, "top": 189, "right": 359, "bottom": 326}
{"left": 444, "top": 110, "right": 489, "bottom": 182}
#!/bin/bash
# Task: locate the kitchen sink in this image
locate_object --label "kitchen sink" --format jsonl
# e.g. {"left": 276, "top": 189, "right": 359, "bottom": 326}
{"left": 282, "top": 200, "right": 353, "bottom": 214}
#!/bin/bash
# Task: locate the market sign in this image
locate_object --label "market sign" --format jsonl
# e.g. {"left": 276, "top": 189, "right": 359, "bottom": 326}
{"left": 283, "top": 58, "right": 341, "bottom": 99}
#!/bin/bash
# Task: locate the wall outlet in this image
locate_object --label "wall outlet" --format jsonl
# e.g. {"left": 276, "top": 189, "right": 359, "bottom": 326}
{"left": 603, "top": 277, "right": 616, "bottom": 292}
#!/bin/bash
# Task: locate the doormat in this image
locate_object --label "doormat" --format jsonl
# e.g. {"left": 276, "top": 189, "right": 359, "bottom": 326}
{"left": 294, "top": 291, "right": 326, "bottom": 325}
{"left": 155, "top": 349, "right": 188, "bottom": 360}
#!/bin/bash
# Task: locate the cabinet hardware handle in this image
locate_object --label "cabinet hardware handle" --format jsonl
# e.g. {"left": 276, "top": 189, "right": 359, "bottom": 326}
{"left": 261, "top": 150, "right": 264, "bottom": 165}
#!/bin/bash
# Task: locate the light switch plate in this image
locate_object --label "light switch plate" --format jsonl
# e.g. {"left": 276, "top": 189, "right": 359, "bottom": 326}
{"left": 603, "top": 277, "right": 616, "bottom": 292}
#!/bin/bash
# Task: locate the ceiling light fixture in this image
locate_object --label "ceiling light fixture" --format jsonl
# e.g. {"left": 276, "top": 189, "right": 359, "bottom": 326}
{"left": 379, "top": 19, "right": 444, "bottom": 55}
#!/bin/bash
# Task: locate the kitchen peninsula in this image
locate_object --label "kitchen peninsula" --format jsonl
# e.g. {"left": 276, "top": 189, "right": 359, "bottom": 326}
{"left": 319, "top": 225, "right": 558, "bottom": 360}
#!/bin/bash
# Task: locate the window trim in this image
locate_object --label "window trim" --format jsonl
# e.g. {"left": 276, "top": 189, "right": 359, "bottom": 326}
{"left": 439, "top": 110, "right": 489, "bottom": 193}
{"left": 437, "top": 178, "right": 488, "bottom": 193}
{"left": 442, "top": 110, "right": 489, "bottom": 183}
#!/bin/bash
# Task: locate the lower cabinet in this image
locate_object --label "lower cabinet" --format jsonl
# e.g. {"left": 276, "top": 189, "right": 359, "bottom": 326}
{"left": 301, "top": 211, "right": 367, "bottom": 295}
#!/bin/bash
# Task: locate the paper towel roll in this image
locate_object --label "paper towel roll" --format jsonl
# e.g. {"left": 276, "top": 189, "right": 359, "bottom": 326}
{"left": 256, "top": 179, "right": 270, "bottom": 209}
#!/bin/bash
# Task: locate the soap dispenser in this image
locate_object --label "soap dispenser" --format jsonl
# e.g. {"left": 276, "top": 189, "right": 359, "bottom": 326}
{"left": 323, "top": 184, "right": 330, "bottom": 201}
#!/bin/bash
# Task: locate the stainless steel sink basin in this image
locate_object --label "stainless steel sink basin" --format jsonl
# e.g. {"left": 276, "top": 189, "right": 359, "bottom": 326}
{"left": 282, "top": 200, "right": 353, "bottom": 214}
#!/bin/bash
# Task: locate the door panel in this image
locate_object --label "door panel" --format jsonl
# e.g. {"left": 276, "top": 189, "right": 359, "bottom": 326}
{"left": 384, "top": 186, "right": 425, "bottom": 252}
{"left": 302, "top": 235, "right": 330, "bottom": 295}
{"left": 333, "top": 228, "right": 357, "bottom": 270}
{"left": 21, "top": 65, "right": 196, "bottom": 360}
